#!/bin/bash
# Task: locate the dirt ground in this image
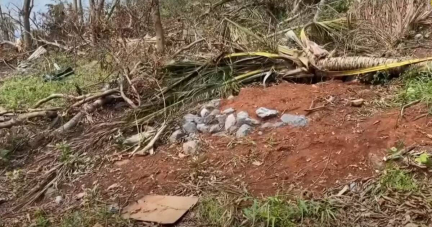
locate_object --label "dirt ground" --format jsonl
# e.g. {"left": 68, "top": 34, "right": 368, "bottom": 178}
{"left": 61, "top": 81, "right": 432, "bottom": 208}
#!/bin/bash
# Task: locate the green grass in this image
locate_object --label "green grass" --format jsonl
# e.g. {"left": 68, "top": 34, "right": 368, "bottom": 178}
{"left": 398, "top": 66, "right": 432, "bottom": 106}
{"left": 0, "top": 55, "right": 110, "bottom": 109}
{"left": 60, "top": 206, "right": 130, "bottom": 227}
{"left": 380, "top": 167, "right": 417, "bottom": 191}
{"left": 198, "top": 195, "right": 336, "bottom": 227}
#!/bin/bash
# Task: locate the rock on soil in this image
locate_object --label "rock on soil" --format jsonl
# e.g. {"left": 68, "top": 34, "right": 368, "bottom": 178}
{"left": 261, "top": 122, "right": 286, "bottom": 129}
{"left": 222, "top": 108, "right": 235, "bottom": 114}
{"left": 209, "top": 124, "right": 222, "bottom": 133}
{"left": 216, "top": 114, "right": 227, "bottom": 125}
{"left": 203, "top": 114, "right": 216, "bottom": 124}
{"left": 183, "top": 140, "right": 199, "bottom": 155}
{"left": 236, "top": 124, "right": 252, "bottom": 138}
{"left": 200, "top": 108, "right": 210, "bottom": 117}
{"left": 205, "top": 99, "right": 221, "bottom": 109}
{"left": 256, "top": 107, "right": 279, "bottom": 119}
{"left": 236, "top": 111, "right": 249, "bottom": 125}
{"left": 225, "top": 114, "right": 236, "bottom": 131}
{"left": 123, "top": 129, "right": 155, "bottom": 145}
{"left": 182, "top": 122, "right": 197, "bottom": 134}
{"left": 184, "top": 114, "right": 202, "bottom": 124}
{"left": 197, "top": 124, "right": 210, "bottom": 133}
{"left": 210, "top": 109, "right": 220, "bottom": 116}
{"left": 280, "top": 114, "right": 308, "bottom": 127}
{"left": 169, "top": 130, "right": 185, "bottom": 143}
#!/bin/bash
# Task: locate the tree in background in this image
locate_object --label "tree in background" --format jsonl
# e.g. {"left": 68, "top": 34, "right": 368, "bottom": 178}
{"left": 152, "top": 0, "right": 164, "bottom": 53}
{"left": 22, "top": 0, "right": 33, "bottom": 50}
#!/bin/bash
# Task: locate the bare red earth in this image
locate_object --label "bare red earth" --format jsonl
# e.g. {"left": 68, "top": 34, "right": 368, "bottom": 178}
{"left": 75, "top": 81, "right": 432, "bottom": 200}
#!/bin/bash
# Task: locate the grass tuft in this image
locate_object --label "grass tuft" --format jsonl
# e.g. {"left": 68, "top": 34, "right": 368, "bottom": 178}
{"left": 398, "top": 65, "right": 432, "bottom": 105}
{"left": 380, "top": 167, "right": 417, "bottom": 191}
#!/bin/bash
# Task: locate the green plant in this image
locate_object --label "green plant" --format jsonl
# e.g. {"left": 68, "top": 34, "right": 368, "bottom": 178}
{"left": 243, "top": 197, "right": 336, "bottom": 227}
{"left": 197, "top": 196, "right": 237, "bottom": 226}
{"left": 60, "top": 206, "right": 130, "bottom": 227}
{"left": 56, "top": 142, "right": 72, "bottom": 163}
{"left": 380, "top": 167, "right": 417, "bottom": 191}
{"left": 34, "top": 209, "right": 51, "bottom": 227}
{"left": 415, "top": 153, "right": 431, "bottom": 167}
{"left": 398, "top": 65, "right": 432, "bottom": 105}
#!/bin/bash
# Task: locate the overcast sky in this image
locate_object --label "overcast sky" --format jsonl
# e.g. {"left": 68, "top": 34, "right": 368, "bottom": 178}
{"left": 2, "top": 0, "right": 58, "bottom": 13}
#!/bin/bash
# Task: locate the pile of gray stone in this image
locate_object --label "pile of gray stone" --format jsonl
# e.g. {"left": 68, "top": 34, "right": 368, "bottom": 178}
{"left": 170, "top": 99, "right": 309, "bottom": 155}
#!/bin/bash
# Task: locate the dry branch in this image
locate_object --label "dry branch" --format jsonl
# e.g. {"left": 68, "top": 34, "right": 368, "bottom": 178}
{"left": 55, "top": 95, "right": 114, "bottom": 133}
{"left": 0, "top": 111, "right": 57, "bottom": 129}
{"left": 70, "top": 89, "right": 118, "bottom": 108}
{"left": 33, "top": 94, "right": 90, "bottom": 108}
{"left": 173, "top": 38, "right": 205, "bottom": 57}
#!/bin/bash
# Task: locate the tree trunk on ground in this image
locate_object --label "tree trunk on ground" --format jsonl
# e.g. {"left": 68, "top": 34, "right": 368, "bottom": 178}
{"left": 0, "top": 6, "right": 10, "bottom": 41}
{"left": 152, "top": 0, "right": 165, "bottom": 53}
{"left": 22, "top": 0, "right": 32, "bottom": 50}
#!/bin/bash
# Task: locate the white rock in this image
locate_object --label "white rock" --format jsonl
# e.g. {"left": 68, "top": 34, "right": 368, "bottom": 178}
{"left": 415, "top": 33, "right": 423, "bottom": 40}
{"left": 200, "top": 108, "right": 210, "bottom": 117}
{"left": 205, "top": 99, "right": 221, "bottom": 109}
{"left": 236, "top": 111, "right": 249, "bottom": 125}
{"left": 210, "top": 109, "right": 221, "bottom": 116}
{"left": 169, "top": 130, "right": 184, "bottom": 143}
{"left": 183, "top": 141, "right": 199, "bottom": 155}
{"left": 184, "top": 113, "right": 199, "bottom": 122}
{"left": 244, "top": 118, "right": 260, "bottom": 125}
{"left": 256, "top": 107, "right": 278, "bottom": 119}
{"left": 182, "top": 122, "right": 197, "bottom": 134}
{"left": 197, "top": 124, "right": 210, "bottom": 133}
{"left": 55, "top": 196, "right": 63, "bottom": 204}
{"left": 222, "top": 108, "right": 235, "bottom": 115}
{"left": 225, "top": 114, "right": 236, "bottom": 131}
{"left": 236, "top": 124, "right": 252, "bottom": 138}
{"left": 227, "top": 95, "right": 235, "bottom": 100}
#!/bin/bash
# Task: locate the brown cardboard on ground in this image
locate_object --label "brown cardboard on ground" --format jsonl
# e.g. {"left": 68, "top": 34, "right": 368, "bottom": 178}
{"left": 121, "top": 195, "right": 199, "bottom": 224}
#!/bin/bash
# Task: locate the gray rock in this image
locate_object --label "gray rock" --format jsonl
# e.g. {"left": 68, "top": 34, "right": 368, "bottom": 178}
{"left": 260, "top": 122, "right": 286, "bottom": 129}
{"left": 244, "top": 118, "right": 260, "bottom": 126}
{"left": 184, "top": 113, "right": 199, "bottom": 122}
{"left": 415, "top": 33, "right": 423, "bottom": 40}
{"left": 55, "top": 196, "right": 63, "bottom": 204}
{"left": 280, "top": 114, "right": 308, "bottom": 127}
{"left": 210, "top": 109, "right": 221, "bottom": 116}
{"left": 197, "top": 124, "right": 210, "bottom": 133}
{"left": 222, "top": 108, "right": 235, "bottom": 115}
{"left": 209, "top": 124, "right": 222, "bottom": 133}
{"left": 183, "top": 141, "right": 199, "bottom": 155}
{"left": 182, "top": 122, "right": 197, "bottom": 134}
{"left": 205, "top": 99, "right": 221, "bottom": 109}
{"left": 256, "top": 107, "right": 279, "bottom": 119}
{"left": 225, "top": 114, "right": 236, "bottom": 131}
{"left": 212, "top": 132, "right": 227, "bottom": 137}
{"left": 169, "top": 130, "right": 185, "bottom": 143}
{"left": 216, "top": 114, "right": 227, "bottom": 125}
{"left": 200, "top": 108, "right": 210, "bottom": 117}
{"left": 203, "top": 114, "right": 217, "bottom": 124}
{"left": 236, "top": 124, "right": 252, "bottom": 138}
{"left": 236, "top": 111, "right": 249, "bottom": 126}
{"left": 194, "top": 116, "right": 204, "bottom": 124}
{"left": 228, "top": 125, "right": 238, "bottom": 134}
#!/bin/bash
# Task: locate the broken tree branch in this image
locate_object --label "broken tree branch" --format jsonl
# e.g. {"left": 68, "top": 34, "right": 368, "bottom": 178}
{"left": 172, "top": 38, "right": 205, "bottom": 57}
{"left": 70, "top": 89, "right": 118, "bottom": 108}
{"left": 33, "top": 94, "right": 90, "bottom": 108}
{"left": 133, "top": 122, "right": 167, "bottom": 156}
{"left": 0, "top": 111, "right": 57, "bottom": 129}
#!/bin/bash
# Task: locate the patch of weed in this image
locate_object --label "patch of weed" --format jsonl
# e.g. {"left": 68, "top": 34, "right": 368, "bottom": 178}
{"left": 398, "top": 66, "right": 432, "bottom": 105}
{"left": 56, "top": 142, "right": 72, "bottom": 163}
{"left": 60, "top": 206, "right": 130, "bottom": 227}
{"left": 0, "top": 54, "right": 111, "bottom": 109}
{"left": 198, "top": 196, "right": 237, "bottom": 226}
{"left": 243, "top": 197, "right": 336, "bottom": 227}
{"left": 380, "top": 167, "right": 417, "bottom": 191}
{"left": 34, "top": 209, "right": 51, "bottom": 227}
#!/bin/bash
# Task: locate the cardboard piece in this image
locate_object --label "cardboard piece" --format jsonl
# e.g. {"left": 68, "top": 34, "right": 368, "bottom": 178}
{"left": 122, "top": 195, "right": 199, "bottom": 224}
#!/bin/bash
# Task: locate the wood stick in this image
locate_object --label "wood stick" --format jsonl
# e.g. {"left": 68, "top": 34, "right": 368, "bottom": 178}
{"left": 173, "top": 38, "right": 205, "bottom": 57}
{"left": 0, "top": 111, "right": 57, "bottom": 129}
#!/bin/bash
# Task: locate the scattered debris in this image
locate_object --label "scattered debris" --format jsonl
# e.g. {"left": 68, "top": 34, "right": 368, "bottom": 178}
{"left": 108, "top": 203, "right": 120, "bottom": 213}
{"left": 123, "top": 128, "right": 156, "bottom": 145}
{"left": 122, "top": 195, "right": 198, "bottom": 224}
{"left": 256, "top": 107, "right": 279, "bottom": 119}
{"left": 75, "top": 192, "right": 86, "bottom": 200}
{"left": 200, "top": 108, "right": 210, "bottom": 117}
{"left": 197, "top": 123, "right": 210, "bottom": 133}
{"left": 236, "top": 111, "right": 249, "bottom": 125}
{"left": 54, "top": 196, "right": 63, "bottom": 204}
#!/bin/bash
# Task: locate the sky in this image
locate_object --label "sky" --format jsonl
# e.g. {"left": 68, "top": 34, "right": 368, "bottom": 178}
{"left": 2, "top": 0, "right": 59, "bottom": 13}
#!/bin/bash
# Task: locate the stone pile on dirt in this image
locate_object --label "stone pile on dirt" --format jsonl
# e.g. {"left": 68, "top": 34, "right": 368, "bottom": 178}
{"left": 169, "top": 98, "right": 309, "bottom": 155}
